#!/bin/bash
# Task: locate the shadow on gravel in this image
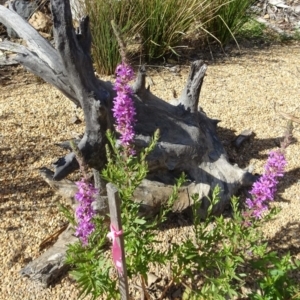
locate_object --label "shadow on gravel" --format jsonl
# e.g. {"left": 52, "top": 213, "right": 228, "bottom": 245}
{"left": 275, "top": 167, "right": 300, "bottom": 203}
{"left": 267, "top": 221, "right": 300, "bottom": 257}
{"left": 161, "top": 34, "right": 298, "bottom": 68}
{"left": 217, "top": 125, "right": 289, "bottom": 167}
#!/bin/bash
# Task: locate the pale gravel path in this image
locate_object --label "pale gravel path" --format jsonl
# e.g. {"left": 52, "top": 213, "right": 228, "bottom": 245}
{"left": 0, "top": 42, "right": 300, "bottom": 299}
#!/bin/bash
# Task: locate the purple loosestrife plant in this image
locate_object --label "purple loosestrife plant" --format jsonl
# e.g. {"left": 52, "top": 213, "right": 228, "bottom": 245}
{"left": 112, "top": 62, "right": 136, "bottom": 148}
{"left": 69, "top": 141, "right": 99, "bottom": 245}
{"left": 246, "top": 150, "right": 286, "bottom": 218}
{"left": 75, "top": 179, "right": 98, "bottom": 245}
{"left": 245, "top": 120, "right": 292, "bottom": 219}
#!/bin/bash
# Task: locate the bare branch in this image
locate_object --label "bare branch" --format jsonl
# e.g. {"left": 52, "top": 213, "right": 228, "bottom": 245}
{"left": 179, "top": 60, "right": 207, "bottom": 113}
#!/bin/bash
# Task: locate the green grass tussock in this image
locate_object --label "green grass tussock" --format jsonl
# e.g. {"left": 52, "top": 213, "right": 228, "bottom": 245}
{"left": 84, "top": 0, "right": 255, "bottom": 74}
{"left": 202, "top": 0, "right": 256, "bottom": 45}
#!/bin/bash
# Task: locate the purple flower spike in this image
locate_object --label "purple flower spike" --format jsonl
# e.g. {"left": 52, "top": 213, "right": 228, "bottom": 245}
{"left": 246, "top": 150, "right": 286, "bottom": 219}
{"left": 113, "top": 62, "right": 136, "bottom": 148}
{"left": 75, "top": 179, "right": 98, "bottom": 245}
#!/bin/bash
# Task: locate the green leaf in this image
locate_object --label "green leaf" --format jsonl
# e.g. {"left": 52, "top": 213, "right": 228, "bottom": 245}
{"left": 58, "top": 203, "right": 76, "bottom": 225}
{"left": 133, "top": 219, "right": 147, "bottom": 225}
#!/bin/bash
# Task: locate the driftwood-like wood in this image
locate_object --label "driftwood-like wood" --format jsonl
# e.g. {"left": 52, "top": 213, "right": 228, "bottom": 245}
{"left": 39, "top": 167, "right": 191, "bottom": 215}
{"left": 20, "top": 225, "right": 77, "bottom": 287}
{"left": 0, "top": 0, "right": 257, "bottom": 286}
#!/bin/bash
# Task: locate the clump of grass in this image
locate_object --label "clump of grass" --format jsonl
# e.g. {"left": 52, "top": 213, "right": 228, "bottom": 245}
{"left": 294, "top": 29, "right": 300, "bottom": 40}
{"left": 134, "top": 0, "right": 212, "bottom": 60}
{"left": 237, "top": 18, "right": 266, "bottom": 40}
{"left": 237, "top": 19, "right": 300, "bottom": 45}
{"left": 83, "top": 0, "right": 256, "bottom": 74}
{"left": 202, "top": 0, "right": 256, "bottom": 45}
{"left": 85, "top": 0, "right": 139, "bottom": 75}
{"left": 84, "top": 0, "right": 215, "bottom": 73}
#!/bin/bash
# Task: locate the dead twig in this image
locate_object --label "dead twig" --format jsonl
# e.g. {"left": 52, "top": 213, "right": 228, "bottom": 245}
{"left": 273, "top": 102, "right": 300, "bottom": 124}
{"left": 140, "top": 274, "right": 151, "bottom": 300}
{"left": 39, "top": 223, "right": 69, "bottom": 251}
{"left": 159, "top": 278, "right": 174, "bottom": 300}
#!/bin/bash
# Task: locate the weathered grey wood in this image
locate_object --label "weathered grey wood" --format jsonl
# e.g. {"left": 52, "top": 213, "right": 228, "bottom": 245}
{"left": 0, "top": 3, "right": 255, "bottom": 195}
{"left": 39, "top": 167, "right": 78, "bottom": 206}
{"left": 40, "top": 167, "right": 110, "bottom": 213}
{"left": 233, "top": 129, "right": 253, "bottom": 149}
{"left": 132, "top": 65, "right": 147, "bottom": 95}
{"left": 0, "top": 41, "right": 28, "bottom": 53}
{"left": 55, "top": 139, "right": 82, "bottom": 151}
{"left": 20, "top": 225, "right": 77, "bottom": 287}
{"left": 0, "top": 54, "right": 18, "bottom": 65}
{"left": 0, "top": 0, "right": 258, "bottom": 286}
{"left": 41, "top": 164, "right": 254, "bottom": 219}
{"left": 107, "top": 183, "right": 130, "bottom": 300}
{"left": 93, "top": 168, "right": 107, "bottom": 209}
{"left": 39, "top": 167, "right": 191, "bottom": 215}
{"left": 0, "top": 41, "right": 78, "bottom": 106}
{"left": 179, "top": 60, "right": 207, "bottom": 113}
{"left": 0, "top": 0, "right": 257, "bottom": 213}
{"left": 50, "top": 0, "right": 114, "bottom": 179}
{"left": 0, "top": 5, "right": 59, "bottom": 69}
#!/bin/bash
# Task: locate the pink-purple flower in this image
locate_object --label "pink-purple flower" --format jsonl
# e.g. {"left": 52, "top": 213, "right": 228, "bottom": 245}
{"left": 75, "top": 179, "right": 98, "bottom": 245}
{"left": 112, "top": 62, "right": 136, "bottom": 147}
{"left": 246, "top": 150, "right": 286, "bottom": 218}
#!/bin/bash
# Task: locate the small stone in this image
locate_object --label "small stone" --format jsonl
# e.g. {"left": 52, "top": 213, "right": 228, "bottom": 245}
{"left": 70, "top": 116, "right": 82, "bottom": 124}
{"left": 147, "top": 272, "right": 160, "bottom": 287}
{"left": 295, "top": 5, "right": 300, "bottom": 14}
{"left": 264, "top": 14, "right": 270, "bottom": 19}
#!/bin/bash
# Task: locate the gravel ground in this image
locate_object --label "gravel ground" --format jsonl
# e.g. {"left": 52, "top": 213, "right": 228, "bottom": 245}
{"left": 1, "top": 42, "right": 300, "bottom": 299}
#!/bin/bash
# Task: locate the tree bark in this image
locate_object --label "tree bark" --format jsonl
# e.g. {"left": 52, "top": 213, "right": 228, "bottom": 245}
{"left": 0, "top": 0, "right": 256, "bottom": 285}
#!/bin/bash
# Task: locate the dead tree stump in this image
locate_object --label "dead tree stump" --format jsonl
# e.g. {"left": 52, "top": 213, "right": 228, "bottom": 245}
{"left": 0, "top": 0, "right": 256, "bottom": 286}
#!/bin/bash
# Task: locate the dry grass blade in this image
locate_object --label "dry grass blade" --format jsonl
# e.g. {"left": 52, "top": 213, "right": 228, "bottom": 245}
{"left": 277, "top": 111, "right": 300, "bottom": 124}
{"left": 273, "top": 102, "right": 300, "bottom": 124}
{"left": 39, "top": 223, "right": 69, "bottom": 251}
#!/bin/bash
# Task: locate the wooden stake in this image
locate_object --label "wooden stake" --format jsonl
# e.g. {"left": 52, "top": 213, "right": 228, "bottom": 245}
{"left": 107, "top": 183, "right": 129, "bottom": 300}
